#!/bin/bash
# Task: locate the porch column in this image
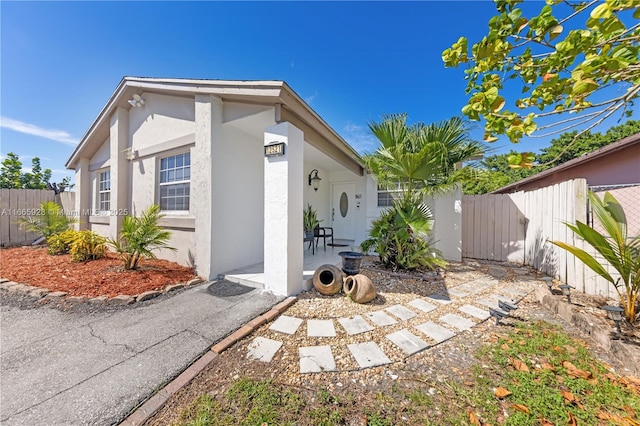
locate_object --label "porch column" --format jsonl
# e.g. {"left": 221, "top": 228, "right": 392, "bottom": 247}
{"left": 193, "top": 94, "right": 223, "bottom": 280}
{"left": 264, "top": 122, "right": 304, "bottom": 296}
{"left": 75, "top": 157, "right": 90, "bottom": 230}
{"left": 109, "top": 107, "right": 129, "bottom": 239}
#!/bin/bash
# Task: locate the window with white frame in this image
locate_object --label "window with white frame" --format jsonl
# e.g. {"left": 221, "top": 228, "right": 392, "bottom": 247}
{"left": 159, "top": 152, "right": 190, "bottom": 211}
{"left": 98, "top": 170, "right": 111, "bottom": 212}
{"left": 377, "top": 182, "right": 403, "bottom": 207}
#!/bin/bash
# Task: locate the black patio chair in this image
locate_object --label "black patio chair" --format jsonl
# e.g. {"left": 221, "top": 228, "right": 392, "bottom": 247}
{"left": 314, "top": 225, "right": 334, "bottom": 251}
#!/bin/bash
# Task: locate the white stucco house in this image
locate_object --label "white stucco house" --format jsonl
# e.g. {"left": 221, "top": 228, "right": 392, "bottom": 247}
{"left": 66, "top": 77, "right": 461, "bottom": 296}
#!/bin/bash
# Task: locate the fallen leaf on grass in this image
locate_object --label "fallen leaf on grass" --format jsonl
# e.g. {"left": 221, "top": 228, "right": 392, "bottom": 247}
{"left": 511, "top": 359, "right": 530, "bottom": 372}
{"left": 501, "top": 343, "right": 509, "bottom": 350}
{"left": 561, "top": 390, "right": 576, "bottom": 403}
{"left": 541, "top": 363, "right": 556, "bottom": 371}
{"left": 540, "top": 418, "right": 554, "bottom": 426}
{"left": 494, "top": 387, "right": 512, "bottom": 398}
{"left": 467, "top": 408, "right": 481, "bottom": 426}
{"left": 623, "top": 405, "right": 636, "bottom": 418}
{"left": 511, "top": 404, "right": 530, "bottom": 414}
{"left": 568, "top": 412, "right": 577, "bottom": 425}
{"left": 563, "top": 345, "right": 577, "bottom": 354}
{"left": 597, "top": 412, "right": 640, "bottom": 425}
{"left": 464, "top": 381, "right": 474, "bottom": 386}
{"left": 562, "top": 361, "right": 592, "bottom": 379}
{"left": 518, "top": 340, "right": 526, "bottom": 345}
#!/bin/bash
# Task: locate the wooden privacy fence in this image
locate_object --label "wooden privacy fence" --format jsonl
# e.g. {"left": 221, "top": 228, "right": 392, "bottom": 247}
{"left": 462, "top": 179, "right": 620, "bottom": 299}
{"left": 0, "top": 189, "right": 76, "bottom": 247}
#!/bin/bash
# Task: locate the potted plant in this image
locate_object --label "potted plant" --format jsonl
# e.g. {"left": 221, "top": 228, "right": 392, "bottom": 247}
{"left": 303, "top": 203, "right": 321, "bottom": 239}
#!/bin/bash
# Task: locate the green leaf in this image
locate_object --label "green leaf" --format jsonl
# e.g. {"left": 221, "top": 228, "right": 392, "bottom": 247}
{"left": 590, "top": 3, "right": 611, "bottom": 19}
{"left": 491, "top": 96, "right": 506, "bottom": 112}
{"left": 572, "top": 79, "right": 598, "bottom": 96}
{"left": 549, "top": 24, "right": 563, "bottom": 40}
{"left": 551, "top": 240, "right": 614, "bottom": 283}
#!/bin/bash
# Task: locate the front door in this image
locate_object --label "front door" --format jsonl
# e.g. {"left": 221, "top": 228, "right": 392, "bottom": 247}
{"left": 331, "top": 183, "right": 355, "bottom": 240}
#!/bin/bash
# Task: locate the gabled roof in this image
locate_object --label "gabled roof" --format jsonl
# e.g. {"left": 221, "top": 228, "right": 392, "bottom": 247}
{"left": 65, "top": 77, "right": 364, "bottom": 175}
{"left": 492, "top": 131, "right": 640, "bottom": 194}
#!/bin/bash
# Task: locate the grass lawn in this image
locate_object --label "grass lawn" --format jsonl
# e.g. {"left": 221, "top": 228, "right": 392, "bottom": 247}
{"left": 172, "top": 320, "right": 640, "bottom": 425}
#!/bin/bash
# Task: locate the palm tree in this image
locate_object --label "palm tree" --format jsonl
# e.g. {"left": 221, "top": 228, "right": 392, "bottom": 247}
{"left": 364, "top": 114, "right": 484, "bottom": 198}
{"left": 361, "top": 115, "right": 484, "bottom": 270}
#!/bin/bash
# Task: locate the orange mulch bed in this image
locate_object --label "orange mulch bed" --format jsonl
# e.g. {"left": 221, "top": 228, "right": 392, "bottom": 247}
{"left": 0, "top": 246, "right": 197, "bottom": 298}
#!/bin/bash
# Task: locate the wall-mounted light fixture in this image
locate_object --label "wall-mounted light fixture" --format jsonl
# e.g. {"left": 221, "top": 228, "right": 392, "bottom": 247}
{"left": 128, "top": 94, "right": 145, "bottom": 108}
{"left": 308, "top": 169, "right": 321, "bottom": 192}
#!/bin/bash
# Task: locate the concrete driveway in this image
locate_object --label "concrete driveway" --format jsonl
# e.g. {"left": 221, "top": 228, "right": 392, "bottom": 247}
{"left": 0, "top": 281, "right": 281, "bottom": 425}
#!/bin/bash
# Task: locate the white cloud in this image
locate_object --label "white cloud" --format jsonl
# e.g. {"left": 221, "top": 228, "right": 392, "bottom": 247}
{"left": 342, "top": 121, "right": 379, "bottom": 154}
{"left": 304, "top": 91, "right": 318, "bottom": 104}
{"left": 0, "top": 116, "right": 78, "bottom": 146}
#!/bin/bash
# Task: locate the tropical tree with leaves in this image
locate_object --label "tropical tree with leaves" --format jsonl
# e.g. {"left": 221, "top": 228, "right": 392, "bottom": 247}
{"left": 0, "top": 152, "right": 53, "bottom": 189}
{"left": 362, "top": 115, "right": 484, "bottom": 270}
{"left": 364, "top": 115, "right": 485, "bottom": 197}
{"left": 443, "top": 0, "right": 640, "bottom": 168}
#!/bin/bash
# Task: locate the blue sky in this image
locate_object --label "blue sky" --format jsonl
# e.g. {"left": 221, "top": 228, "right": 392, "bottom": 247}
{"left": 1, "top": 1, "right": 637, "bottom": 183}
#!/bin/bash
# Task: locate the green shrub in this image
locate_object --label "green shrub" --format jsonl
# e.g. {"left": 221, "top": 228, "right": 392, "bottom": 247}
{"left": 17, "top": 201, "right": 76, "bottom": 238}
{"left": 361, "top": 195, "right": 447, "bottom": 271}
{"left": 108, "top": 205, "right": 175, "bottom": 270}
{"left": 47, "top": 229, "right": 78, "bottom": 255}
{"left": 69, "top": 230, "right": 107, "bottom": 262}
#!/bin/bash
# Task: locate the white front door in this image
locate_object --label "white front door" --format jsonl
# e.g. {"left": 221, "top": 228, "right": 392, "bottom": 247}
{"left": 331, "top": 183, "right": 355, "bottom": 240}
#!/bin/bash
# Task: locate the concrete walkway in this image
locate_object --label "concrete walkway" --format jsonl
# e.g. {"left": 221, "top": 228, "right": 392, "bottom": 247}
{"left": 0, "top": 282, "right": 281, "bottom": 425}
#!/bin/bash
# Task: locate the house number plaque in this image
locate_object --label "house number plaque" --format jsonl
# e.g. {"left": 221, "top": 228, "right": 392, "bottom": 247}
{"left": 264, "top": 142, "right": 285, "bottom": 157}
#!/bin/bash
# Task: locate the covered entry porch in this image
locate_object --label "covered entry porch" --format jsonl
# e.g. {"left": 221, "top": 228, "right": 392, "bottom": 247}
{"left": 221, "top": 247, "right": 350, "bottom": 290}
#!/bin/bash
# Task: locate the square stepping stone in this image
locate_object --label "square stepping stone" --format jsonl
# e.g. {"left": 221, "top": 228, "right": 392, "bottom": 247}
{"left": 247, "top": 337, "right": 282, "bottom": 362}
{"left": 385, "top": 304, "right": 417, "bottom": 321}
{"left": 408, "top": 299, "right": 437, "bottom": 313}
{"left": 386, "top": 329, "right": 429, "bottom": 355}
{"left": 307, "top": 319, "right": 336, "bottom": 337}
{"left": 439, "top": 313, "right": 476, "bottom": 331}
{"left": 269, "top": 315, "right": 303, "bottom": 335}
{"left": 448, "top": 287, "right": 470, "bottom": 298}
{"left": 457, "top": 279, "right": 496, "bottom": 293}
{"left": 476, "top": 297, "right": 500, "bottom": 309}
{"left": 477, "top": 294, "right": 515, "bottom": 309}
{"left": 415, "top": 321, "right": 456, "bottom": 344}
{"left": 458, "top": 304, "right": 490, "bottom": 321}
{"left": 338, "top": 315, "right": 374, "bottom": 335}
{"left": 299, "top": 345, "right": 336, "bottom": 373}
{"left": 347, "top": 342, "right": 391, "bottom": 368}
{"left": 426, "top": 293, "right": 453, "bottom": 304}
{"left": 365, "top": 310, "right": 397, "bottom": 327}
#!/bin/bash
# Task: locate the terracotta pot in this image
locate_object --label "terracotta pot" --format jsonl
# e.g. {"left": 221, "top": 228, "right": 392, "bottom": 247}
{"left": 344, "top": 274, "right": 376, "bottom": 304}
{"left": 312, "top": 264, "right": 345, "bottom": 296}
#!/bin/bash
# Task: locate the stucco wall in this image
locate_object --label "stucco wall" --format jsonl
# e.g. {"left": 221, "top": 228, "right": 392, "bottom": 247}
{"left": 129, "top": 93, "right": 195, "bottom": 151}
{"left": 209, "top": 122, "right": 266, "bottom": 274}
{"left": 364, "top": 179, "right": 462, "bottom": 262}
